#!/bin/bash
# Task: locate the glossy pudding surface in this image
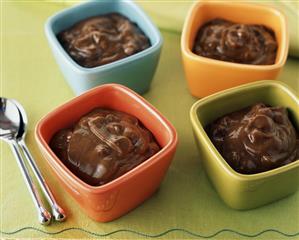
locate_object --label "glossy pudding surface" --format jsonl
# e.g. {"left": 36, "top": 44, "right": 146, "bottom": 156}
{"left": 58, "top": 13, "right": 151, "bottom": 68}
{"left": 193, "top": 19, "right": 277, "bottom": 65}
{"left": 207, "top": 103, "right": 299, "bottom": 174}
{"left": 50, "top": 108, "right": 160, "bottom": 186}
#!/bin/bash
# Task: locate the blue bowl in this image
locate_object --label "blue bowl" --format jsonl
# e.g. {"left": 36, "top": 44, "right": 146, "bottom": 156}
{"left": 45, "top": 0, "right": 163, "bottom": 95}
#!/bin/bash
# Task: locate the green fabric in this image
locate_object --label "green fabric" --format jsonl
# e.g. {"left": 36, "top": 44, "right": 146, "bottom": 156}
{"left": 1, "top": 1, "right": 299, "bottom": 239}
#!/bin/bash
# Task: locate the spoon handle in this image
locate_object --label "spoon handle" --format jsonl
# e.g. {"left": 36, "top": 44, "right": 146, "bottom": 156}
{"left": 18, "top": 139, "right": 66, "bottom": 222}
{"left": 8, "top": 140, "right": 52, "bottom": 225}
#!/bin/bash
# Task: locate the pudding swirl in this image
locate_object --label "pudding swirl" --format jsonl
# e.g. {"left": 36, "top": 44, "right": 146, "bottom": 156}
{"left": 207, "top": 103, "right": 299, "bottom": 174}
{"left": 58, "top": 13, "right": 151, "bottom": 68}
{"left": 50, "top": 109, "right": 160, "bottom": 186}
{"left": 193, "top": 19, "right": 277, "bottom": 65}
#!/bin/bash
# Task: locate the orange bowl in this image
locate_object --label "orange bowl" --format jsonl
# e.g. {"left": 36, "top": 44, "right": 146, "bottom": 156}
{"left": 181, "top": 2, "right": 289, "bottom": 98}
{"left": 35, "top": 84, "right": 178, "bottom": 222}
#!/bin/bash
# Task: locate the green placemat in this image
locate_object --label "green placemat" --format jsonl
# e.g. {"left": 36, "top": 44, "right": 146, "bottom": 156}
{"left": 1, "top": 2, "right": 299, "bottom": 239}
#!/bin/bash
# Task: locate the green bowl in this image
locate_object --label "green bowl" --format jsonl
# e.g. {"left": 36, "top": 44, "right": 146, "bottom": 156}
{"left": 190, "top": 80, "right": 299, "bottom": 210}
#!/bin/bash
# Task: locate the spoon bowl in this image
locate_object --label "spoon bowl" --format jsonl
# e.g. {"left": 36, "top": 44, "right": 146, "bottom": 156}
{"left": 0, "top": 98, "right": 20, "bottom": 140}
{"left": 11, "top": 99, "right": 27, "bottom": 140}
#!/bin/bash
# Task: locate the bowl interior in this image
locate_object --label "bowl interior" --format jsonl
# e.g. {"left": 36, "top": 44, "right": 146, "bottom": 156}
{"left": 39, "top": 85, "right": 172, "bottom": 152}
{"left": 185, "top": 3, "right": 287, "bottom": 65}
{"left": 49, "top": 1, "right": 160, "bottom": 48}
{"left": 194, "top": 82, "right": 298, "bottom": 131}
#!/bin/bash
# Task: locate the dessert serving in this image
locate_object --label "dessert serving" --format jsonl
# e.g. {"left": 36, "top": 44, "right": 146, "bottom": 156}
{"left": 207, "top": 103, "right": 299, "bottom": 174}
{"left": 37, "top": 84, "right": 177, "bottom": 221}
{"left": 193, "top": 18, "right": 278, "bottom": 65}
{"left": 50, "top": 108, "right": 160, "bottom": 186}
{"left": 57, "top": 13, "right": 151, "bottom": 68}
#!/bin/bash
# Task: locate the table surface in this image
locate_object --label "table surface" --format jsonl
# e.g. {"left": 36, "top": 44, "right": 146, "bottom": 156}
{"left": 1, "top": 2, "right": 299, "bottom": 240}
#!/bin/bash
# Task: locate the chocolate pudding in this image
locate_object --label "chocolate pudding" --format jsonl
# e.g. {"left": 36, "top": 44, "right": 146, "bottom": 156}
{"left": 193, "top": 19, "right": 277, "bottom": 65}
{"left": 50, "top": 108, "right": 160, "bottom": 186}
{"left": 58, "top": 13, "right": 151, "bottom": 68}
{"left": 207, "top": 103, "right": 299, "bottom": 174}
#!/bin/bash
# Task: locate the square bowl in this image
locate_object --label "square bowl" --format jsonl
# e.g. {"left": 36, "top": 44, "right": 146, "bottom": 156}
{"left": 181, "top": 2, "right": 289, "bottom": 98}
{"left": 35, "top": 84, "right": 178, "bottom": 222}
{"left": 45, "top": 0, "right": 163, "bottom": 95}
{"left": 190, "top": 80, "right": 299, "bottom": 210}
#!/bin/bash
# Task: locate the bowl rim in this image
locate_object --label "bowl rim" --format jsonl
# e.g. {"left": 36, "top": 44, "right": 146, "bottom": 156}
{"left": 181, "top": 1, "right": 289, "bottom": 70}
{"left": 44, "top": 0, "right": 163, "bottom": 74}
{"left": 190, "top": 80, "right": 299, "bottom": 181}
{"left": 35, "top": 84, "right": 178, "bottom": 193}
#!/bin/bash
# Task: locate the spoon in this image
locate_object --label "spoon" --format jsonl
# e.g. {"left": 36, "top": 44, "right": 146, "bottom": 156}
{"left": 12, "top": 99, "right": 66, "bottom": 222}
{"left": 0, "top": 98, "right": 51, "bottom": 225}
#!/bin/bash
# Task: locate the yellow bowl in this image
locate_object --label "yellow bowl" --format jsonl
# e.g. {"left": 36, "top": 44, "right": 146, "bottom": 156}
{"left": 190, "top": 81, "right": 299, "bottom": 210}
{"left": 181, "top": 2, "right": 289, "bottom": 98}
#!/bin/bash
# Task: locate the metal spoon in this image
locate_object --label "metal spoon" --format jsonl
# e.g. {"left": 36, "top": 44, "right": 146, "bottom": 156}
{"left": 0, "top": 98, "right": 51, "bottom": 225}
{"left": 12, "top": 99, "right": 66, "bottom": 222}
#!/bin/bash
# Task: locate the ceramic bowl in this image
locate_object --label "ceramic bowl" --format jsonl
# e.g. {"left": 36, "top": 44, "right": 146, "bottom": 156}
{"left": 190, "top": 81, "right": 298, "bottom": 210}
{"left": 181, "top": 2, "right": 289, "bottom": 98}
{"left": 45, "top": 0, "right": 163, "bottom": 95}
{"left": 35, "top": 84, "right": 178, "bottom": 222}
